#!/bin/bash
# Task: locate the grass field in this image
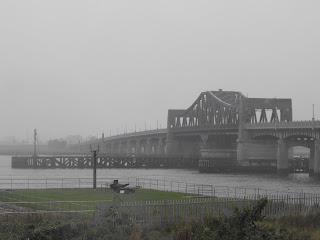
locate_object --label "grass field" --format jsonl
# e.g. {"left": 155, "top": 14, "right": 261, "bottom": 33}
{"left": 12, "top": 188, "right": 192, "bottom": 202}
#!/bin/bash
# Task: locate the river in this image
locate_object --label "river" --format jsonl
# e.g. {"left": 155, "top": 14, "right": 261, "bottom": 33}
{"left": 0, "top": 155, "right": 319, "bottom": 194}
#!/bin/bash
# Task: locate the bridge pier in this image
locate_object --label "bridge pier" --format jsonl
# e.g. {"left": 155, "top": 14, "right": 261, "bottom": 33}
{"left": 314, "top": 140, "right": 320, "bottom": 179}
{"left": 135, "top": 140, "right": 141, "bottom": 155}
{"left": 309, "top": 145, "right": 315, "bottom": 176}
{"left": 117, "top": 142, "right": 121, "bottom": 155}
{"left": 236, "top": 139, "right": 246, "bottom": 165}
{"left": 277, "top": 139, "right": 288, "bottom": 175}
{"left": 166, "top": 139, "right": 180, "bottom": 155}
{"left": 126, "top": 141, "right": 131, "bottom": 156}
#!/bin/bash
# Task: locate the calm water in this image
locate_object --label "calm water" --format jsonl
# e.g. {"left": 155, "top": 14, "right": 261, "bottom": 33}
{"left": 1, "top": 155, "right": 319, "bottom": 193}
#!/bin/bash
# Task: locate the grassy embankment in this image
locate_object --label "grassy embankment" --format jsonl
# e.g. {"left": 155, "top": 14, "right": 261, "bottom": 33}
{"left": 12, "top": 188, "right": 190, "bottom": 202}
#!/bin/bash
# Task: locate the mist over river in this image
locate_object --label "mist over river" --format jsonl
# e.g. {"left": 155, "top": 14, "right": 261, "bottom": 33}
{"left": 1, "top": 155, "right": 319, "bottom": 194}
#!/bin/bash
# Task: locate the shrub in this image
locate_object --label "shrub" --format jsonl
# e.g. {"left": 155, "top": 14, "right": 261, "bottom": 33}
{"left": 173, "top": 198, "right": 312, "bottom": 240}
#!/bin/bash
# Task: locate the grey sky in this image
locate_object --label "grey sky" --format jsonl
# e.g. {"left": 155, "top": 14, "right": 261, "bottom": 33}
{"left": 1, "top": 1, "right": 320, "bottom": 141}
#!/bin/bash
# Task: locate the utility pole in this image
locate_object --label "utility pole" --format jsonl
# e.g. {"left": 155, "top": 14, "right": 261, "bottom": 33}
{"left": 312, "top": 104, "right": 315, "bottom": 121}
{"left": 33, "top": 129, "right": 37, "bottom": 156}
{"left": 312, "top": 104, "right": 315, "bottom": 130}
{"left": 90, "top": 144, "right": 99, "bottom": 189}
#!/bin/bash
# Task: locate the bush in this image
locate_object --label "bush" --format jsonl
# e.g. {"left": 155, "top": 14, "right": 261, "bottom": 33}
{"left": 173, "top": 198, "right": 312, "bottom": 240}
{"left": 0, "top": 214, "right": 145, "bottom": 240}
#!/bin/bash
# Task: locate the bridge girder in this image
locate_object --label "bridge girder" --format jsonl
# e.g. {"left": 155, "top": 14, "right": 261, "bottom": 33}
{"left": 249, "top": 129, "right": 320, "bottom": 140}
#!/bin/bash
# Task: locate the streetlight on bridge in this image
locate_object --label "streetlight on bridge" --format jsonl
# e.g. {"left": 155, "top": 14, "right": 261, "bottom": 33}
{"left": 312, "top": 104, "right": 315, "bottom": 121}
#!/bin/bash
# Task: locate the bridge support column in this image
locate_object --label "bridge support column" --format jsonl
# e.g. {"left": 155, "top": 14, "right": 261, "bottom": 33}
{"left": 135, "top": 141, "right": 141, "bottom": 156}
{"left": 146, "top": 139, "right": 152, "bottom": 155}
{"left": 110, "top": 142, "right": 115, "bottom": 155}
{"left": 236, "top": 139, "right": 246, "bottom": 165}
{"left": 166, "top": 139, "right": 180, "bottom": 156}
{"left": 126, "top": 141, "right": 131, "bottom": 156}
{"left": 313, "top": 140, "right": 320, "bottom": 178}
{"left": 200, "top": 134, "right": 208, "bottom": 149}
{"left": 277, "top": 139, "right": 288, "bottom": 175}
{"left": 309, "top": 145, "right": 315, "bottom": 177}
{"left": 118, "top": 142, "right": 122, "bottom": 155}
{"left": 158, "top": 138, "right": 164, "bottom": 155}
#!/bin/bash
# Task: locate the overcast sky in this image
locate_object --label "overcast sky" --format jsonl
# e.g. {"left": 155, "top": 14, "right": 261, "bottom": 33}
{"left": 1, "top": 1, "right": 320, "bottom": 142}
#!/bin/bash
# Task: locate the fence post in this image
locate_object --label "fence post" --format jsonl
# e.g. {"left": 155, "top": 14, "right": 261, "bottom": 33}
{"left": 46, "top": 179, "right": 47, "bottom": 189}
{"left": 28, "top": 179, "right": 29, "bottom": 189}
{"left": 62, "top": 179, "right": 64, "bottom": 189}
{"left": 157, "top": 180, "right": 158, "bottom": 190}
{"left": 11, "top": 179, "right": 12, "bottom": 189}
{"left": 79, "top": 178, "right": 81, "bottom": 189}
{"left": 186, "top": 183, "right": 187, "bottom": 194}
{"left": 81, "top": 201, "right": 83, "bottom": 217}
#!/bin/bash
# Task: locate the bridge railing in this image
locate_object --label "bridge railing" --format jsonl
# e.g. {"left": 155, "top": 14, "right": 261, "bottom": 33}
{"left": 245, "top": 120, "right": 320, "bottom": 129}
{"left": 170, "top": 124, "right": 238, "bottom": 132}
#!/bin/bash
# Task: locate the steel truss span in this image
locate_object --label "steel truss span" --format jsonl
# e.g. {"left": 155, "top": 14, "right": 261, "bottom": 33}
{"left": 173, "top": 91, "right": 244, "bottom": 128}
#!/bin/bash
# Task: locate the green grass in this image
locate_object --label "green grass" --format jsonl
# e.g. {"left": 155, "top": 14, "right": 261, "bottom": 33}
{"left": 12, "top": 188, "right": 192, "bottom": 202}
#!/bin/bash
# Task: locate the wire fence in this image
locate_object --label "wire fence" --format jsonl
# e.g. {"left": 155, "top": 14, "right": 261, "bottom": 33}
{"left": 0, "top": 177, "right": 306, "bottom": 199}
{"left": 99, "top": 193, "right": 320, "bottom": 226}
{"left": 1, "top": 189, "right": 319, "bottom": 226}
{"left": 0, "top": 190, "right": 106, "bottom": 218}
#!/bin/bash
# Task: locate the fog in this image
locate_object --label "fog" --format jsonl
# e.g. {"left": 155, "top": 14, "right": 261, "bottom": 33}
{"left": 1, "top": 0, "right": 320, "bottom": 142}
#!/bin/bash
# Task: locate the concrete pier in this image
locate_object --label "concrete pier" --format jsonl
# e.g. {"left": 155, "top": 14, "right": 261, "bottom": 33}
{"left": 314, "top": 140, "right": 320, "bottom": 178}
{"left": 277, "top": 139, "right": 288, "bottom": 175}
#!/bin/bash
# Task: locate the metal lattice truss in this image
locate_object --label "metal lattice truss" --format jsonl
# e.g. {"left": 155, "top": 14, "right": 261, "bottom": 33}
{"left": 174, "top": 91, "right": 245, "bottom": 128}
{"left": 247, "top": 108, "right": 280, "bottom": 123}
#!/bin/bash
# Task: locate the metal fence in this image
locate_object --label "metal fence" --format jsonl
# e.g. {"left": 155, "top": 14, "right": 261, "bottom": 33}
{"left": 0, "top": 190, "right": 104, "bottom": 217}
{"left": 1, "top": 188, "right": 320, "bottom": 225}
{"left": 0, "top": 177, "right": 306, "bottom": 199}
{"left": 97, "top": 193, "right": 320, "bottom": 226}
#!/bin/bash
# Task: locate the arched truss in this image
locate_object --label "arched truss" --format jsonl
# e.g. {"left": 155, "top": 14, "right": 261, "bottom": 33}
{"left": 173, "top": 91, "right": 245, "bottom": 128}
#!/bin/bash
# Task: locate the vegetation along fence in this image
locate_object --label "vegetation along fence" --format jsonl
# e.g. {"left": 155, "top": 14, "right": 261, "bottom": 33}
{"left": 1, "top": 189, "right": 320, "bottom": 225}
{"left": 95, "top": 193, "right": 320, "bottom": 227}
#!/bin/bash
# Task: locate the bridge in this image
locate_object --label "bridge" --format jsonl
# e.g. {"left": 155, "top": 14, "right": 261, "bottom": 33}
{"left": 72, "top": 90, "right": 320, "bottom": 177}
{"left": 13, "top": 90, "right": 320, "bottom": 177}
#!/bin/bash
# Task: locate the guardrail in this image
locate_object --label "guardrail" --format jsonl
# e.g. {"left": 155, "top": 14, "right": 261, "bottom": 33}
{"left": 245, "top": 120, "right": 320, "bottom": 129}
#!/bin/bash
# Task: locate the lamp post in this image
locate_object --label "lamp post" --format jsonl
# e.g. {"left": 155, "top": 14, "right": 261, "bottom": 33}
{"left": 312, "top": 104, "right": 315, "bottom": 130}
{"left": 312, "top": 104, "right": 315, "bottom": 121}
{"left": 90, "top": 144, "right": 99, "bottom": 189}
